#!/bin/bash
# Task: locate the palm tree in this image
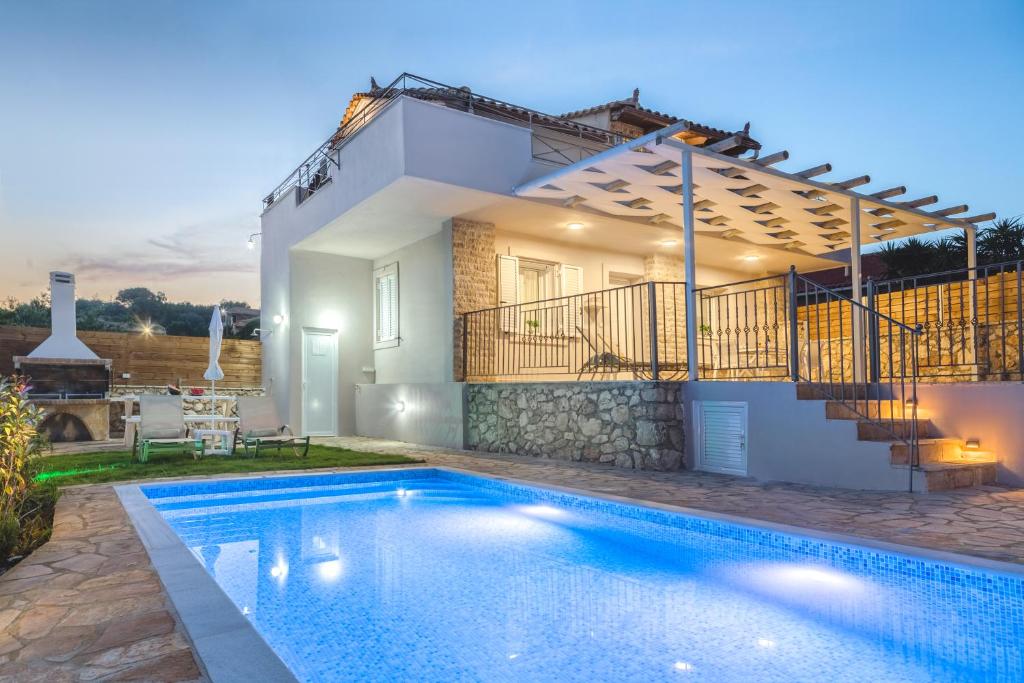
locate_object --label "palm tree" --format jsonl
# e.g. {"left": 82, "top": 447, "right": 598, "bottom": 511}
{"left": 977, "top": 217, "right": 1024, "bottom": 265}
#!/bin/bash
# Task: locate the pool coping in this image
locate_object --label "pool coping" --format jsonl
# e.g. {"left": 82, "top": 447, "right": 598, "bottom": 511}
{"left": 118, "top": 464, "right": 1024, "bottom": 682}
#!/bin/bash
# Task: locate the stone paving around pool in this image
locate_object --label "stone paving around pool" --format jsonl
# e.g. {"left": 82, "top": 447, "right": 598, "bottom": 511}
{"left": 4, "top": 436, "right": 1024, "bottom": 681}
{"left": 0, "top": 487, "right": 204, "bottom": 682}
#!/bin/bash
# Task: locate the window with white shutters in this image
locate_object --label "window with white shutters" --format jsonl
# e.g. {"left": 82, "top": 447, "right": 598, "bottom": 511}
{"left": 373, "top": 263, "right": 399, "bottom": 348}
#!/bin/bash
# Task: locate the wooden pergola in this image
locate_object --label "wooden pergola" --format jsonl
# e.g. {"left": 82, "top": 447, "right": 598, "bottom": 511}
{"left": 514, "top": 121, "right": 995, "bottom": 381}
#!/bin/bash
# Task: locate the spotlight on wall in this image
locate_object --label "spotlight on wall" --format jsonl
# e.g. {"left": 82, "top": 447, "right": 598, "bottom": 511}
{"left": 395, "top": 400, "right": 406, "bottom": 413}
{"left": 272, "top": 314, "right": 284, "bottom": 325}
{"left": 742, "top": 255, "right": 761, "bottom": 262}
{"left": 247, "top": 232, "right": 261, "bottom": 250}
{"left": 659, "top": 239, "right": 678, "bottom": 247}
{"left": 566, "top": 222, "right": 584, "bottom": 231}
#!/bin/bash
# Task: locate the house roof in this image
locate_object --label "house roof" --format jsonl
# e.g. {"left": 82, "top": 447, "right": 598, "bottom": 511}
{"left": 561, "top": 88, "right": 760, "bottom": 154}
{"left": 335, "top": 77, "right": 759, "bottom": 156}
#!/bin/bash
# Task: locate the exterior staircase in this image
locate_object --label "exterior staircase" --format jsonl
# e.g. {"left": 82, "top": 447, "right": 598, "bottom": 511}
{"left": 796, "top": 383, "right": 998, "bottom": 492}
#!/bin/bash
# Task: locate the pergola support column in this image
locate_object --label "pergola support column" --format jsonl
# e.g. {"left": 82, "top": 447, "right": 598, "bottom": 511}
{"left": 967, "top": 226, "right": 978, "bottom": 362}
{"left": 681, "top": 150, "right": 699, "bottom": 381}
{"left": 850, "top": 197, "right": 865, "bottom": 383}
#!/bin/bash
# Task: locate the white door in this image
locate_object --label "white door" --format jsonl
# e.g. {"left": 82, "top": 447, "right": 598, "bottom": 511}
{"left": 301, "top": 328, "right": 338, "bottom": 436}
{"left": 694, "top": 401, "right": 748, "bottom": 475}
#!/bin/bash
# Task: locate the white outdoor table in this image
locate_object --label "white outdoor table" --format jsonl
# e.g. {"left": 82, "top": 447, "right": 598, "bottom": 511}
{"left": 193, "top": 428, "right": 236, "bottom": 457}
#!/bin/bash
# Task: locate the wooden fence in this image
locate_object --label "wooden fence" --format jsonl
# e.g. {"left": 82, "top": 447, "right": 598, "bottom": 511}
{"left": 0, "top": 326, "right": 262, "bottom": 388}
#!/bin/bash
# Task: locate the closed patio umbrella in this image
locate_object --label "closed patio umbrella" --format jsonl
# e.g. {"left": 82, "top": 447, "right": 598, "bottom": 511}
{"left": 203, "top": 305, "right": 225, "bottom": 417}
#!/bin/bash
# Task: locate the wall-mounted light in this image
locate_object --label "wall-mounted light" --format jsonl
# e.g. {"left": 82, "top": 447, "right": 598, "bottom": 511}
{"left": 659, "top": 239, "right": 678, "bottom": 247}
{"left": 247, "top": 232, "right": 262, "bottom": 250}
{"left": 272, "top": 313, "right": 285, "bottom": 325}
{"left": 395, "top": 400, "right": 406, "bottom": 413}
{"left": 566, "top": 222, "right": 584, "bottom": 231}
{"left": 742, "top": 255, "right": 761, "bottom": 262}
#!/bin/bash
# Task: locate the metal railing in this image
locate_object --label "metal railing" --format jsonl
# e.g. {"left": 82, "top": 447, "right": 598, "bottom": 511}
{"left": 868, "top": 260, "right": 1024, "bottom": 381}
{"left": 794, "top": 272, "right": 922, "bottom": 490}
{"left": 263, "top": 73, "right": 624, "bottom": 209}
{"left": 694, "top": 275, "right": 791, "bottom": 380}
{"left": 463, "top": 282, "right": 686, "bottom": 382}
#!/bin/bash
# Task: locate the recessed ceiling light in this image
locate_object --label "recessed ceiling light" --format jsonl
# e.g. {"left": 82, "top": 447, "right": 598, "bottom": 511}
{"left": 659, "top": 239, "right": 678, "bottom": 247}
{"left": 742, "top": 255, "right": 761, "bottom": 262}
{"left": 567, "top": 222, "right": 584, "bottom": 231}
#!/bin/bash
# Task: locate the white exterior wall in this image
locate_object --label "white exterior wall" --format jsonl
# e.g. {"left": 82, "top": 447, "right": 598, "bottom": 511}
{"left": 683, "top": 382, "right": 908, "bottom": 490}
{"left": 286, "top": 250, "right": 374, "bottom": 435}
{"left": 355, "top": 382, "right": 465, "bottom": 450}
{"left": 372, "top": 231, "right": 453, "bottom": 384}
{"left": 916, "top": 382, "right": 1024, "bottom": 487}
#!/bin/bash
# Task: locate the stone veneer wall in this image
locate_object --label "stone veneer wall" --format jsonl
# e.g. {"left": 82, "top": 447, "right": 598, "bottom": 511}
{"left": 108, "top": 384, "right": 265, "bottom": 436}
{"left": 451, "top": 218, "right": 497, "bottom": 381}
{"left": 466, "top": 381, "right": 684, "bottom": 470}
{"left": 643, "top": 253, "right": 687, "bottom": 374}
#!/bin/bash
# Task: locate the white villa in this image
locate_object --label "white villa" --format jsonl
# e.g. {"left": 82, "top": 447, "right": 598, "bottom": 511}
{"left": 260, "top": 73, "right": 1022, "bottom": 493}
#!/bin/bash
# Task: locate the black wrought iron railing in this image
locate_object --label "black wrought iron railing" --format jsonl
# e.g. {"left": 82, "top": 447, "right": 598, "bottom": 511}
{"left": 462, "top": 282, "right": 686, "bottom": 382}
{"left": 793, "top": 272, "right": 922, "bottom": 490}
{"left": 694, "top": 275, "right": 791, "bottom": 380}
{"left": 868, "top": 260, "right": 1024, "bottom": 381}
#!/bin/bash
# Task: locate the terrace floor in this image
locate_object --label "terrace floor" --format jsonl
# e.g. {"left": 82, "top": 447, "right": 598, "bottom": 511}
{"left": 4, "top": 437, "right": 1024, "bottom": 680}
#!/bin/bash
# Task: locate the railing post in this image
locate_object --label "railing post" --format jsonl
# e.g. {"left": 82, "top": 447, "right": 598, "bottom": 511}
{"left": 867, "top": 278, "right": 881, "bottom": 383}
{"left": 461, "top": 313, "right": 469, "bottom": 382}
{"left": 1018, "top": 262, "right": 1023, "bottom": 382}
{"left": 647, "top": 281, "right": 660, "bottom": 381}
{"left": 788, "top": 266, "right": 800, "bottom": 382}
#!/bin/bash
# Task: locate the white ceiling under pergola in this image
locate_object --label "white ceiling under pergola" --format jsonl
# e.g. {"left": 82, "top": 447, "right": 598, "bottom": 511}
{"left": 515, "top": 123, "right": 993, "bottom": 259}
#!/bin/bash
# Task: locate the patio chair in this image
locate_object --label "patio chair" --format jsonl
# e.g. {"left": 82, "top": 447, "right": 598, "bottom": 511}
{"left": 134, "top": 396, "right": 196, "bottom": 463}
{"left": 236, "top": 397, "right": 309, "bottom": 458}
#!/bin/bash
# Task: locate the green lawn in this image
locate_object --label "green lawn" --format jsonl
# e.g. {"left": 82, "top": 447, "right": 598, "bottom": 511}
{"left": 35, "top": 445, "right": 422, "bottom": 486}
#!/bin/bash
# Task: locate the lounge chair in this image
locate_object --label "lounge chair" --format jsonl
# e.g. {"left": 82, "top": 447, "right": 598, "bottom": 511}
{"left": 236, "top": 397, "right": 309, "bottom": 457}
{"left": 134, "top": 396, "right": 196, "bottom": 463}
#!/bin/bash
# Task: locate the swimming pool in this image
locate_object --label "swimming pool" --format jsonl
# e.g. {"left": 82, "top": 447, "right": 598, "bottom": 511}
{"left": 138, "top": 468, "right": 1023, "bottom": 682}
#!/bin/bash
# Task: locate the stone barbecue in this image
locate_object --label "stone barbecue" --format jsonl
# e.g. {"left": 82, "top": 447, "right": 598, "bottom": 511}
{"left": 14, "top": 272, "right": 112, "bottom": 441}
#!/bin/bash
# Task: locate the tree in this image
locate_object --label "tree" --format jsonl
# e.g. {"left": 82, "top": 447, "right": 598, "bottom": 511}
{"left": 977, "top": 217, "right": 1024, "bottom": 264}
{"left": 877, "top": 217, "right": 1023, "bottom": 279}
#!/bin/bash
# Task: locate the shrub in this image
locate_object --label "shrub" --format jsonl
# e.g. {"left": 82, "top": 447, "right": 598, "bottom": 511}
{"left": 0, "top": 376, "right": 52, "bottom": 565}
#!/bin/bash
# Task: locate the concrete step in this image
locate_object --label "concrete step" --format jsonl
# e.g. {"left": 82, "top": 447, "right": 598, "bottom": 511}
{"left": 797, "top": 383, "right": 878, "bottom": 401}
{"left": 857, "top": 419, "right": 932, "bottom": 441}
{"left": 890, "top": 438, "right": 962, "bottom": 465}
{"left": 826, "top": 400, "right": 912, "bottom": 421}
{"left": 915, "top": 460, "right": 998, "bottom": 492}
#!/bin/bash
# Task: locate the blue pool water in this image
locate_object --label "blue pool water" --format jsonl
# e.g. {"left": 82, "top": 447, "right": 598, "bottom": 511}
{"left": 142, "top": 469, "right": 1024, "bottom": 682}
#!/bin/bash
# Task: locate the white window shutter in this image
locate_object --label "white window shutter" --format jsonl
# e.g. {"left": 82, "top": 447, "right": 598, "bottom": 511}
{"left": 497, "top": 255, "right": 520, "bottom": 333}
{"left": 560, "top": 264, "right": 583, "bottom": 335}
{"left": 373, "top": 263, "right": 399, "bottom": 348}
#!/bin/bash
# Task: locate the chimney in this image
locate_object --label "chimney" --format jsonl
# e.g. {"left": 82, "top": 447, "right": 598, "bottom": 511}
{"left": 27, "top": 272, "right": 99, "bottom": 360}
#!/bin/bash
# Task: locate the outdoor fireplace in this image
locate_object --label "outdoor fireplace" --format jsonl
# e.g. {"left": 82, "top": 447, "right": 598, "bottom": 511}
{"left": 13, "top": 271, "right": 112, "bottom": 441}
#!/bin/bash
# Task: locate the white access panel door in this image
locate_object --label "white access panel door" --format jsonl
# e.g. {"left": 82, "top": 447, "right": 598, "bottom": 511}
{"left": 694, "top": 401, "right": 748, "bottom": 475}
{"left": 301, "top": 328, "right": 338, "bottom": 436}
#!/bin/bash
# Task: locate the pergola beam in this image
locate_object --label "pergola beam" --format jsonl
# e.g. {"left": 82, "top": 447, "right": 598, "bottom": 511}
{"left": 901, "top": 195, "right": 938, "bottom": 209}
{"left": 832, "top": 175, "right": 871, "bottom": 190}
{"left": 753, "top": 150, "right": 789, "bottom": 167}
{"left": 870, "top": 186, "right": 906, "bottom": 200}
{"left": 796, "top": 163, "right": 832, "bottom": 179}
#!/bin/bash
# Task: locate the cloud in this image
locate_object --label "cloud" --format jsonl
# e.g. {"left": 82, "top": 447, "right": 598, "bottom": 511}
{"left": 68, "top": 214, "right": 257, "bottom": 281}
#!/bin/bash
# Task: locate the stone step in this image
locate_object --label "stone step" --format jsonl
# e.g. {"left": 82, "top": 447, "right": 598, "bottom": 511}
{"left": 796, "top": 383, "right": 878, "bottom": 401}
{"left": 890, "top": 438, "right": 963, "bottom": 465}
{"left": 825, "top": 400, "right": 912, "bottom": 421}
{"left": 916, "top": 460, "right": 998, "bottom": 492}
{"left": 857, "top": 419, "right": 932, "bottom": 441}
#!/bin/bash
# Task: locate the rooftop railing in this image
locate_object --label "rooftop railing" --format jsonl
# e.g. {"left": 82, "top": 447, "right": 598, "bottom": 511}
{"left": 262, "top": 73, "right": 626, "bottom": 210}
